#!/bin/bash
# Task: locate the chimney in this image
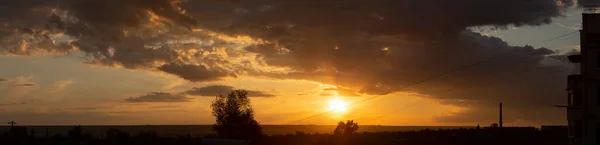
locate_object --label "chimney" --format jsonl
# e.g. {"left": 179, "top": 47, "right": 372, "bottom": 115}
{"left": 499, "top": 102, "right": 503, "bottom": 128}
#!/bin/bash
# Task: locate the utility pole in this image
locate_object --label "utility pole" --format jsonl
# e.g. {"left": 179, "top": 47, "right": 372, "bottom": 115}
{"left": 8, "top": 121, "right": 16, "bottom": 128}
{"left": 499, "top": 103, "right": 503, "bottom": 128}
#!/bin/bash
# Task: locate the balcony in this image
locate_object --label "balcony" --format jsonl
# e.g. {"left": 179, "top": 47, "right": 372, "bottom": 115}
{"left": 568, "top": 54, "right": 581, "bottom": 63}
{"left": 567, "top": 74, "right": 583, "bottom": 90}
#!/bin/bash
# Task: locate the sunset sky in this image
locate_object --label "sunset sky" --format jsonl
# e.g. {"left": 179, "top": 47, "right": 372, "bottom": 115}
{"left": 0, "top": 0, "right": 590, "bottom": 126}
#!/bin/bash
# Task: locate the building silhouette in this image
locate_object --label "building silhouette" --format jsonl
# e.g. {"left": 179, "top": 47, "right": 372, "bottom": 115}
{"left": 566, "top": 5, "right": 600, "bottom": 145}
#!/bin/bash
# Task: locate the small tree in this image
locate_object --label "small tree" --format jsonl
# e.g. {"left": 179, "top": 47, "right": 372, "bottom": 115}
{"left": 211, "top": 90, "right": 262, "bottom": 141}
{"left": 334, "top": 120, "right": 359, "bottom": 136}
{"left": 490, "top": 123, "right": 499, "bottom": 128}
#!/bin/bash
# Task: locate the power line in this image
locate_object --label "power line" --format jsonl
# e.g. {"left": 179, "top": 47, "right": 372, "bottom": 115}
{"left": 363, "top": 98, "right": 426, "bottom": 124}
{"left": 286, "top": 30, "right": 579, "bottom": 125}
{"left": 540, "top": 32, "right": 580, "bottom": 48}
{"left": 363, "top": 46, "right": 573, "bottom": 124}
{"left": 287, "top": 50, "right": 517, "bottom": 124}
{"left": 362, "top": 32, "right": 579, "bottom": 124}
{"left": 535, "top": 31, "right": 579, "bottom": 46}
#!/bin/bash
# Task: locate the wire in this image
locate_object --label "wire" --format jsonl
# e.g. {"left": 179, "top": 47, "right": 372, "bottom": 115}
{"left": 364, "top": 47, "right": 573, "bottom": 124}
{"left": 286, "top": 30, "right": 579, "bottom": 125}
{"left": 287, "top": 51, "right": 516, "bottom": 124}
{"left": 535, "top": 31, "right": 579, "bottom": 46}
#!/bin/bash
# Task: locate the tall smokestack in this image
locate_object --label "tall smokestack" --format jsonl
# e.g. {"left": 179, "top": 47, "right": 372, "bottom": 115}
{"left": 499, "top": 102, "right": 503, "bottom": 128}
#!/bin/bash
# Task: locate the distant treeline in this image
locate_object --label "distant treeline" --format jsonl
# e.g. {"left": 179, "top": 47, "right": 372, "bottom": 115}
{"left": 261, "top": 126, "right": 568, "bottom": 145}
{"left": 0, "top": 125, "right": 468, "bottom": 137}
{"left": 1, "top": 125, "right": 567, "bottom": 145}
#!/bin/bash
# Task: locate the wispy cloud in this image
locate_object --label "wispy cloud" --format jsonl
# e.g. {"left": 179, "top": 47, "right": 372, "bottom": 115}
{"left": 0, "top": 103, "right": 20, "bottom": 106}
{"left": 125, "top": 92, "right": 192, "bottom": 103}
{"left": 0, "top": 102, "right": 28, "bottom": 106}
{"left": 13, "top": 83, "right": 35, "bottom": 87}
{"left": 66, "top": 106, "right": 111, "bottom": 111}
{"left": 149, "top": 105, "right": 180, "bottom": 109}
{"left": 322, "top": 87, "right": 362, "bottom": 97}
{"left": 185, "top": 85, "right": 275, "bottom": 97}
{"left": 52, "top": 80, "right": 74, "bottom": 92}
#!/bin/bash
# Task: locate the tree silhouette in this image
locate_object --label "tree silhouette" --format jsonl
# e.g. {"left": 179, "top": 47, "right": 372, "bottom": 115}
{"left": 211, "top": 90, "right": 262, "bottom": 141}
{"left": 334, "top": 120, "right": 359, "bottom": 136}
{"left": 490, "top": 123, "right": 499, "bottom": 128}
{"left": 68, "top": 126, "right": 84, "bottom": 140}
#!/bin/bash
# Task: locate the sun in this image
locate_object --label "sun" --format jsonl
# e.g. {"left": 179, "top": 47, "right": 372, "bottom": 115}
{"left": 327, "top": 98, "right": 348, "bottom": 113}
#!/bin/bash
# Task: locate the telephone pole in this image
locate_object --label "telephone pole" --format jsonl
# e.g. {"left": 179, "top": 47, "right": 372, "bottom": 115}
{"left": 499, "top": 103, "right": 503, "bottom": 128}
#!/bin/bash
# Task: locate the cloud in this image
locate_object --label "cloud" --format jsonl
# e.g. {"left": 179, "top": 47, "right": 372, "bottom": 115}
{"left": 125, "top": 92, "right": 192, "bottom": 103}
{"left": 0, "top": 78, "right": 7, "bottom": 82}
{"left": 13, "top": 84, "right": 35, "bottom": 87}
{"left": 318, "top": 92, "right": 334, "bottom": 97}
{"left": 0, "top": 103, "right": 20, "bottom": 106}
{"left": 323, "top": 87, "right": 362, "bottom": 97}
{"left": 0, "top": 76, "right": 37, "bottom": 98}
{"left": 157, "top": 64, "right": 234, "bottom": 82}
{"left": 149, "top": 105, "right": 180, "bottom": 109}
{"left": 185, "top": 85, "right": 275, "bottom": 97}
{"left": 0, "top": 0, "right": 199, "bottom": 67}
{"left": 180, "top": 0, "right": 572, "bottom": 124}
{"left": 0, "top": 0, "right": 581, "bottom": 124}
{"left": 52, "top": 80, "right": 74, "bottom": 92}
{"left": 66, "top": 107, "right": 111, "bottom": 111}
{"left": 0, "top": 101, "right": 31, "bottom": 107}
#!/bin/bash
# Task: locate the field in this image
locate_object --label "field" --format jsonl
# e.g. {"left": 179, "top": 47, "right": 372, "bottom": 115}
{"left": 0, "top": 125, "right": 470, "bottom": 137}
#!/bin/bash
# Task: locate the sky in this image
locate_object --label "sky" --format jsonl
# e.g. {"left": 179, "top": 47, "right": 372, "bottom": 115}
{"left": 0, "top": 0, "right": 591, "bottom": 126}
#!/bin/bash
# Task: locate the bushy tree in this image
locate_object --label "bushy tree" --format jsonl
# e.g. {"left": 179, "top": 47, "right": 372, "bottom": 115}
{"left": 211, "top": 90, "right": 262, "bottom": 141}
{"left": 490, "top": 123, "right": 499, "bottom": 128}
{"left": 334, "top": 120, "right": 359, "bottom": 136}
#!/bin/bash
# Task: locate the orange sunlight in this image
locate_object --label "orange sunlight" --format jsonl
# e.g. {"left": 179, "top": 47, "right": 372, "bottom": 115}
{"left": 327, "top": 98, "right": 348, "bottom": 113}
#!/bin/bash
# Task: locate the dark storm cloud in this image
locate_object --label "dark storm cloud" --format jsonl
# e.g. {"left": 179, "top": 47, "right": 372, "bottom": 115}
{"left": 158, "top": 64, "right": 234, "bottom": 82}
{"left": 181, "top": 0, "right": 574, "bottom": 124}
{"left": 13, "top": 84, "right": 35, "bottom": 87}
{"left": 0, "top": 0, "right": 581, "bottom": 124}
{"left": 185, "top": 85, "right": 275, "bottom": 97}
{"left": 125, "top": 92, "right": 192, "bottom": 103}
{"left": 580, "top": 0, "right": 600, "bottom": 6}
{"left": 0, "top": 0, "right": 221, "bottom": 79}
